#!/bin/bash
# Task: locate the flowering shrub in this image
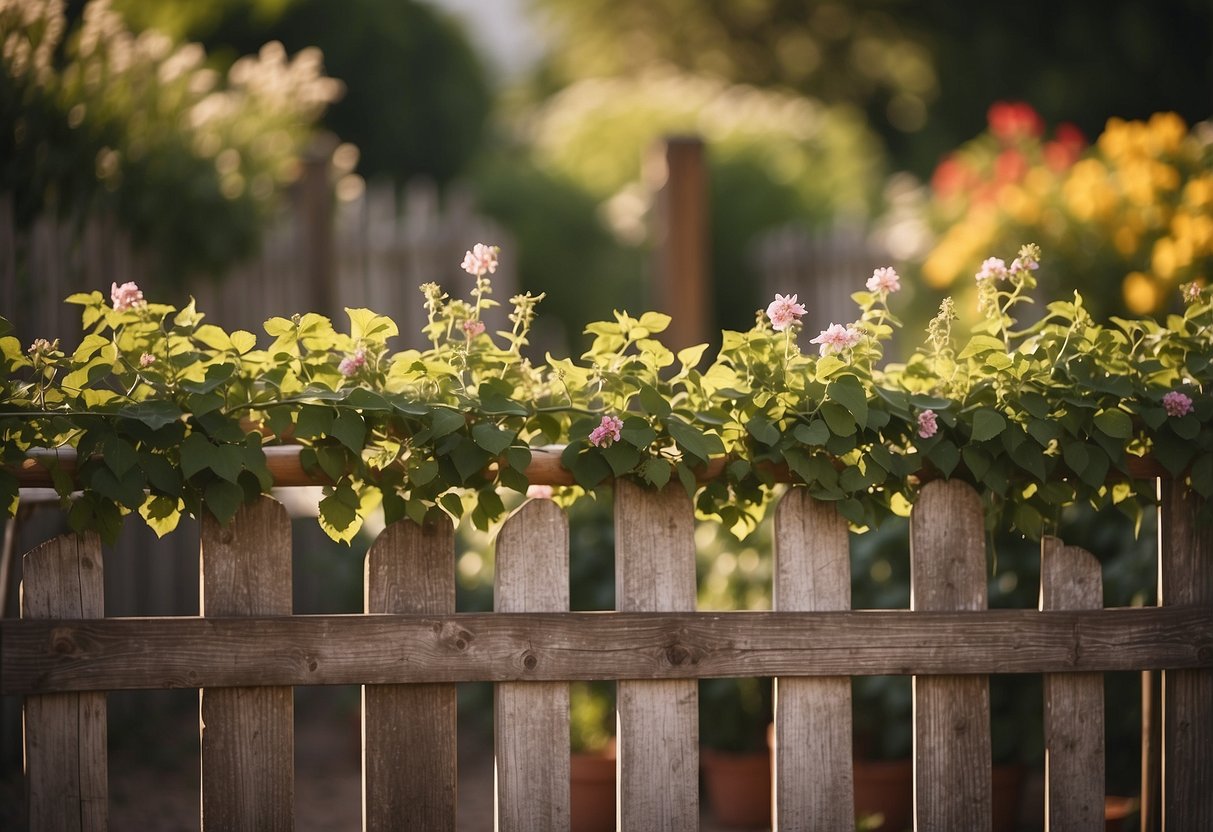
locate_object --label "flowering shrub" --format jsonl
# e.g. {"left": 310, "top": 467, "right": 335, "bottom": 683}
{"left": 922, "top": 104, "right": 1212, "bottom": 319}
{"left": 1, "top": 243, "right": 1211, "bottom": 543}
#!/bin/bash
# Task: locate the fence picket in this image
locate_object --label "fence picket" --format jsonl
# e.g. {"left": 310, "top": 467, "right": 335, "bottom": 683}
{"left": 615, "top": 481, "right": 698, "bottom": 830}
{"left": 21, "top": 532, "right": 107, "bottom": 832}
{"left": 494, "top": 499, "right": 571, "bottom": 830}
{"left": 362, "top": 518, "right": 457, "bottom": 831}
{"left": 1158, "top": 482, "right": 1213, "bottom": 828}
{"left": 911, "top": 480, "right": 992, "bottom": 830}
{"left": 200, "top": 497, "right": 294, "bottom": 831}
{"left": 772, "top": 489, "right": 853, "bottom": 831}
{"left": 1040, "top": 536, "right": 1104, "bottom": 829}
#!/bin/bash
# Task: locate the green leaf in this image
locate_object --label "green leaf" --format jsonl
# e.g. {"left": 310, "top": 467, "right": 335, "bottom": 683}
{"left": 505, "top": 446, "right": 532, "bottom": 472}
{"left": 1190, "top": 454, "right": 1213, "bottom": 498}
{"left": 1093, "top": 409, "right": 1133, "bottom": 439}
{"left": 602, "top": 442, "right": 641, "bottom": 476}
{"left": 638, "top": 383, "right": 672, "bottom": 418}
{"left": 498, "top": 466, "right": 530, "bottom": 494}
{"left": 139, "top": 494, "right": 182, "bottom": 537}
{"left": 1062, "top": 441, "right": 1090, "bottom": 475}
{"left": 745, "top": 416, "right": 780, "bottom": 446}
{"left": 205, "top": 479, "right": 245, "bottom": 525}
{"left": 331, "top": 410, "right": 367, "bottom": 452}
{"left": 641, "top": 458, "right": 672, "bottom": 489}
{"left": 1026, "top": 418, "right": 1061, "bottom": 447}
{"left": 1171, "top": 414, "right": 1200, "bottom": 440}
{"left": 957, "top": 335, "right": 1008, "bottom": 359}
{"left": 210, "top": 444, "right": 245, "bottom": 483}
{"left": 928, "top": 441, "right": 960, "bottom": 477}
{"left": 118, "top": 400, "right": 183, "bottom": 430}
{"left": 295, "top": 405, "right": 335, "bottom": 439}
{"left": 450, "top": 438, "right": 491, "bottom": 482}
{"left": 621, "top": 417, "right": 657, "bottom": 449}
{"left": 961, "top": 447, "right": 991, "bottom": 481}
{"left": 429, "top": 408, "right": 466, "bottom": 438}
{"left": 179, "top": 433, "right": 212, "bottom": 479}
{"left": 667, "top": 418, "right": 719, "bottom": 462}
{"left": 140, "top": 452, "right": 182, "bottom": 495}
{"left": 318, "top": 490, "right": 358, "bottom": 533}
{"left": 826, "top": 375, "right": 868, "bottom": 426}
{"left": 410, "top": 458, "right": 438, "bottom": 486}
{"left": 104, "top": 438, "right": 139, "bottom": 478}
{"left": 969, "top": 409, "right": 1006, "bottom": 442}
{"left": 793, "top": 420, "right": 830, "bottom": 446}
{"left": 472, "top": 422, "right": 514, "bottom": 456}
{"left": 819, "top": 402, "right": 856, "bottom": 437}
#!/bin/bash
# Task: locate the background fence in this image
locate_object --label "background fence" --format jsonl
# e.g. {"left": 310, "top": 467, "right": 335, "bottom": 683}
{"left": 2, "top": 466, "right": 1211, "bottom": 830}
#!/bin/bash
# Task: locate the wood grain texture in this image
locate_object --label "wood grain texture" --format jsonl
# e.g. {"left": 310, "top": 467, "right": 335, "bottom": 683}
{"left": 199, "top": 497, "right": 293, "bottom": 832}
{"left": 1158, "top": 482, "right": 1213, "bottom": 830}
{"left": 1040, "top": 536, "right": 1104, "bottom": 831}
{"left": 614, "top": 481, "right": 698, "bottom": 831}
{"left": 911, "top": 480, "right": 992, "bottom": 831}
{"left": 362, "top": 519, "right": 456, "bottom": 832}
{"left": 21, "top": 532, "right": 107, "bottom": 832}
{"left": 494, "top": 499, "right": 570, "bottom": 831}
{"left": 772, "top": 488, "right": 853, "bottom": 831}
{"left": 4, "top": 606, "right": 1211, "bottom": 693}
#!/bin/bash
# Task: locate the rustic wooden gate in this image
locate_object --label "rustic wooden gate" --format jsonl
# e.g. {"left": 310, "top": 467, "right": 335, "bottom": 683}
{"left": 3, "top": 476, "right": 1211, "bottom": 831}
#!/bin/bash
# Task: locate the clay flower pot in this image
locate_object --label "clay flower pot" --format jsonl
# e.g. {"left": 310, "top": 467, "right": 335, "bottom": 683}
{"left": 570, "top": 748, "right": 615, "bottom": 832}
{"left": 701, "top": 747, "right": 773, "bottom": 828}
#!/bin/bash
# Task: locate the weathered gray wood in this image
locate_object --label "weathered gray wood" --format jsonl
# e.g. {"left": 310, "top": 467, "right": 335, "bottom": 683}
{"left": 1158, "top": 481, "right": 1213, "bottom": 829}
{"left": 4, "top": 605, "right": 1212, "bottom": 693}
{"left": 615, "top": 481, "right": 698, "bottom": 830}
{"left": 494, "top": 499, "right": 571, "bottom": 831}
{"left": 1040, "top": 536, "right": 1104, "bottom": 830}
{"left": 200, "top": 497, "right": 293, "bottom": 832}
{"left": 362, "top": 519, "right": 456, "bottom": 832}
{"left": 21, "top": 532, "right": 107, "bottom": 832}
{"left": 772, "top": 488, "right": 853, "bottom": 831}
{"left": 911, "top": 480, "right": 992, "bottom": 831}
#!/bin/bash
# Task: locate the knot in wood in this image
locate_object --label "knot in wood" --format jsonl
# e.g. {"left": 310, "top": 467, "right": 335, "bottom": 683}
{"left": 50, "top": 627, "right": 78, "bottom": 655}
{"left": 521, "top": 650, "right": 538, "bottom": 671}
{"left": 665, "top": 644, "right": 691, "bottom": 666}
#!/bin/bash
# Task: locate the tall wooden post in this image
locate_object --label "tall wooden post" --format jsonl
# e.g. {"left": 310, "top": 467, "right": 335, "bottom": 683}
{"left": 649, "top": 136, "right": 709, "bottom": 353}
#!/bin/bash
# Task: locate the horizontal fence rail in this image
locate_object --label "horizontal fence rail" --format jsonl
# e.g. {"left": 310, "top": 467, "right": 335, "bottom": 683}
{"left": 3, "top": 608, "right": 1212, "bottom": 694}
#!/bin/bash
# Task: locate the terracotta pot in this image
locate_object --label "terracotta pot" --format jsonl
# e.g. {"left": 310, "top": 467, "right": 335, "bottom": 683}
{"left": 570, "top": 750, "right": 615, "bottom": 832}
{"left": 991, "top": 764, "right": 1025, "bottom": 832}
{"left": 701, "top": 747, "right": 773, "bottom": 828}
{"left": 853, "top": 757, "right": 913, "bottom": 832}
{"left": 1104, "top": 795, "right": 1138, "bottom": 831}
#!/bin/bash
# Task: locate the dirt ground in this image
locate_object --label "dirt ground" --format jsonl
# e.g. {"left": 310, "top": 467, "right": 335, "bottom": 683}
{"left": 0, "top": 688, "right": 761, "bottom": 832}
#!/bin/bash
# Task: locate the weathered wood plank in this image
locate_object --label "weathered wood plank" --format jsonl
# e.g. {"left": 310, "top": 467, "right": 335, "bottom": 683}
{"left": 494, "top": 499, "right": 570, "bottom": 831}
{"left": 4, "top": 606, "right": 1211, "bottom": 693}
{"left": 1040, "top": 536, "right": 1104, "bottom": 830}
{"left": 200, "top": 497, "right": 293, "bottom": 832}
{"left": 772, "top": 488, "right": 853, "bottom": 831}
{"left": 615, "top": 481, "right": 698, "bottom": 831}
{"left": 1158, "top": 481, "right": 1213, "bottom": 829}
{"left": 363, "top": 519, "right": 456, "bottom": 832}
{"left": 21, "top": 532, "right": 107, "bottom": 832}
{"left": 911, "top": 480, "right": 992, "bottom": 831}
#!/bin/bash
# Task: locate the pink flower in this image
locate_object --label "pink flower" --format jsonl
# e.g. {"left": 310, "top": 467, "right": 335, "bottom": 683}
{"left": 588, "top": 415, "right": 624, "bottom": 448}
{"left": 1163, "top": 391, "right": 1193, "bottom": 418}
{"left": 866, "top": 267, "right": 901, "bottom": 294}
{"left": 917, "top": 409, "right": 938, "bottom": 439}
{"left": 1181, "top": 282, "right": 1203, "bottom": 304}
{"left": 809, "top": 323, "right": 863, "bottom": 356}
{"left": 462, "top": 319, "right": 486, "bottom": 338}
{"left": 338, "top": 348, "right": 366, "bottom": 377}
{"left": 27, "top": 338, "right": 55, "bottom": 356}
{"left": 139, "top": 353, "right": 155, "bottom": 367}
{"left": 766, "top": 293, "right": 807, "bottom": 332}
{"left": 975, "top": 258, "right": 1008, "bottom": 282}
{"left": 460, "top": 243, "right": 499, "bottom": 277}
{"left": 111, "top": 281, "right": 146, "bottom": 312}
{"left": 526, "top": 484, "right": 554, "bottom": 500}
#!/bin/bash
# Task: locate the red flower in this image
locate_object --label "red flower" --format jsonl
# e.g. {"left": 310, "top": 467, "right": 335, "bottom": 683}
{"left": 988, "top": 101, "right": 1043, "bottom": 142}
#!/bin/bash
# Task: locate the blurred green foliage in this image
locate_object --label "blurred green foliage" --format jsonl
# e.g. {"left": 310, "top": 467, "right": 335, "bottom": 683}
{"left": 1, "top": 0, "right": 336, "bottom": 277}
{"left": 113, "top": 0, "right": 493, "bottom": 185}
{"left": 531, "top": 0, "right": 1212, "bottom": 176}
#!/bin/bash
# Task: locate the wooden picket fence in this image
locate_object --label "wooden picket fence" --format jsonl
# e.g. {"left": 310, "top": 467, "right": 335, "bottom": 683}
{"left": 2, "top": 471, "right": 1212, "bottom": 831}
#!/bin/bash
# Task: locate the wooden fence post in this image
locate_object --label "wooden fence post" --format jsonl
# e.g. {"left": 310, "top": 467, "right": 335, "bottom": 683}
{"left": 772, "top": 488, "right": 853, "bottom": 830}
{"left": 650, "top": 136, "right": 709, "bottom": 352}
{"left": 1040, "top": 536, "right": 1104, "bottom": 829}
{"left": 494, "top": 499, "right": 571, "bottom": 830}
{"left": 615, "top": 481, "right": 698, "bottom": 830}
{"left": 1158, "top": 482, "right": 1213, "bottom": 829}
{"left": 199, "top": 497, "right": 294, "bottom": 831}
{"left": 21, "top": 532, "right": 107, "bottom": 832}
{"left": 911, "top": 480, "right": 992, "bottom": 830}
{"left": 362, "top": 519, "right": 457, "bottom": 831}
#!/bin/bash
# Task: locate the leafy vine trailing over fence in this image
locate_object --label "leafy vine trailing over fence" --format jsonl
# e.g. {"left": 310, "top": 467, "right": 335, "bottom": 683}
{"left": 1, "top": 243, "right": 1211, "bottom": 544}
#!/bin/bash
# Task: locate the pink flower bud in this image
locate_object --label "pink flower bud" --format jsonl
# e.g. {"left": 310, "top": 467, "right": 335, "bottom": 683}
{"left": 866, "top": 267, "right": 901, "bottom": 294}
{"left": 462, "top": 319, "right": 486, "bottom": 338}
{"left": 766, "top": 293, "right": 807, "bottom": 332}
{"left": 1163, "top": 391, "right": 1193, "bottom": 418}
{"left": 460, "top": 243, "right": 499, "bottom": 277}
{"left": 917, "top": 409, "right": 938, "bottom": 439}
{"left": 589, "top": 415, "right": 625, "bottom": 448}
{"left": 111, "top": 281, "right": 146, "bottom": 312}
{"left": 139, "top": 353, "right": 155, "bottom": 367}
{"left": 339, "top": 348, "right": 366, "bottom": 377}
